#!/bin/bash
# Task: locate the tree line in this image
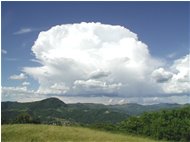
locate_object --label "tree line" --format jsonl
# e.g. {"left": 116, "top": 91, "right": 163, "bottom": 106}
{"left": 91, "top": 106, "right": 190, "bottom": 142}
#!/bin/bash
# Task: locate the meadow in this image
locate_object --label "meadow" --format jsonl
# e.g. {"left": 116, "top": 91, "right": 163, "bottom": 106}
{"left": 2, "top": 124, "right": 163, "bottom": 142}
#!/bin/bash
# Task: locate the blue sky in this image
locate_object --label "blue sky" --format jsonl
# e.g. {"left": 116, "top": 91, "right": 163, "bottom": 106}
{"left": 1, "top": 2, "right": 189, "bottom": 104}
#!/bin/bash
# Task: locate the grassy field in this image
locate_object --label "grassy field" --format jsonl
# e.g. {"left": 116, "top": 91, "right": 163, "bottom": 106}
{"left": 2, "top": 124, "right": 164, "bottom": 142}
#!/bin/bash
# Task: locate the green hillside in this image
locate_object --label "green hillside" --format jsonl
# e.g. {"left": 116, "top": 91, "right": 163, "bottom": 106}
{"left": 2, "top": 124, "right": 163, "bottom": 142}
{"left": 2, "top": 97, "right": 182, "bottom": 125}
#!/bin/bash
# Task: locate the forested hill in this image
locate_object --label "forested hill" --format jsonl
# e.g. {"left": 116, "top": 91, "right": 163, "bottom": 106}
{"left": 90, "top": 105, "right": 190, "bottom": 141}
{"left": 2, "top": 97, "right": 185, "bottom": 125}
{"left": 120, "top": 105, "right": 190, "bottom": 141}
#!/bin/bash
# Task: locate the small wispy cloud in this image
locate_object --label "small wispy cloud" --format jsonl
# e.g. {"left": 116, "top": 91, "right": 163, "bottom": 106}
{"left": 22, "top": 81, "right": 30, "bottom": 86}
{"left": 13, "top": 27, "right": 48, "bottom": 35}
{"left": 10, "top": 73, "right": 27, "bottom": 80}
{"left": 13, "top": 28, "right": 33, "bottom": 35}
{"left": 167, "top": 52, "right": 176, "bottom": 59}
{"left": 2, "top": 49, "right": 7, "bottom": 54}
{"left": 4, "top": 58, "right": 18, "bottom": 61}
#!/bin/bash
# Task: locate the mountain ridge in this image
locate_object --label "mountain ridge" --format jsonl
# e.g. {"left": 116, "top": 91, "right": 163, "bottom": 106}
{"left": 2, "top": 97, "right": 186, "bottom": 125}
{"left": 2, "top": 97, "right": 186, "bottom": 106}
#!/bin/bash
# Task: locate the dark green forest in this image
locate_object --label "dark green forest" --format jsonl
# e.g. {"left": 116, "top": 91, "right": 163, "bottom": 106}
{"left": 91, "top": 106, "right": 190, "bottom": 142}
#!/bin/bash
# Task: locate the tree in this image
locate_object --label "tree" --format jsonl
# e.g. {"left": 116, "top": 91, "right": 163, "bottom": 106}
{"left": 15, "top": 113, "right": 32, "bottom": 124}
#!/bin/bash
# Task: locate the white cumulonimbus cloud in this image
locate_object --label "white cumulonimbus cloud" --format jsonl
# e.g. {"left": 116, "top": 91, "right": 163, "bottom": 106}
{"left": 22, "top": 22, "right": 189, "bottom": 98}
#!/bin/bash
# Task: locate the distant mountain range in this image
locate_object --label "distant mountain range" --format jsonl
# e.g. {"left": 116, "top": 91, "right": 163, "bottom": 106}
{"left": 2, "top": 97, "right": 187, "bottom": 125}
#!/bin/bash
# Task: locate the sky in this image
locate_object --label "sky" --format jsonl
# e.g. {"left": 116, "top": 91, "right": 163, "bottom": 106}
{"left": 1, "top": 1, "right": 190, "bottom": 104}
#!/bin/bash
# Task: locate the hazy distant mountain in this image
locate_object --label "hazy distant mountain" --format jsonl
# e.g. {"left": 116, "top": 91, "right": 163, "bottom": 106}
{"left": 109, "top": 103, "right": 182, "bottom": 115}
{"left": 1, "top": 97, "right": 184, "bottom": 125}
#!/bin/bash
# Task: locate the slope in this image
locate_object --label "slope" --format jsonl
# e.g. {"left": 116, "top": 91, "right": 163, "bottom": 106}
{"left": 2, "top": 124, "right": 164, "bottom": 142}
